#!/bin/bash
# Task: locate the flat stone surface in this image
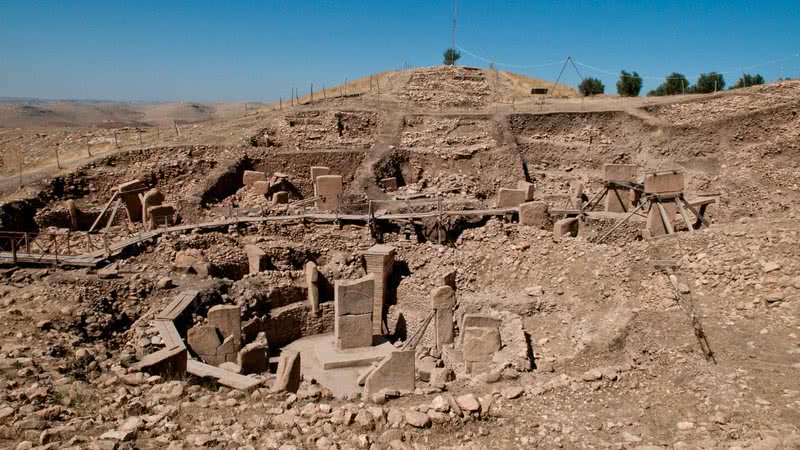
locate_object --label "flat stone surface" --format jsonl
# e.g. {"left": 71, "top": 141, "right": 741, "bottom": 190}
{"left": 208, "top": 304, "right": 242, "bottom": 349}
{"left": 315, "top": 334, "right": 395, "bottom": 370}
{"left": 316, "top": 175, "right": 343, "bottom": 210}
{"left": 285, "top": 334, "right": 393, "bottom": 397}
{"left": 644, "top": 171, "right": 684, "bottom": 193}
{"left": 187, "top": 325, "right": 221, "bottom": 357}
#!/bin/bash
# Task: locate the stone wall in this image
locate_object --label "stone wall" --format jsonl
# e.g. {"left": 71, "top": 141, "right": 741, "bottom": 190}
{"left": 265, "top": 301, "right": 334, "bottom": 349}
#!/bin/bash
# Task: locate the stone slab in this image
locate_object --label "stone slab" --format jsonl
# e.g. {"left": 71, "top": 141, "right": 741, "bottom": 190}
{"left": 644, "top": 171, "right": 684, "bottom": 194}
{"left": 519, "top": 201, "right": 549, "bottom": 228}
{"left": 187, "top": 325, "right": 222, "bottom": 357}
{"left": 252, "top": 180, "right": 270, "bottom": 196}
{"left": 238, "top": 341, "right": 268, "bottom": 375}
{"left": 364, "top": 350, "right": 415, "bottom": 395}
{"left": 334, "top": 275, "right": 375, "bottom": 316}
{"left": 603, "top": 164, "right": 637, "bottom": 182}
{"left": 553, "top": 217, "right": 579, "bottom": 241}
{"left": 496, "top": 188, "right": 527, "bottom": 208}
{"left": 313, "top": 334, "right": 395, "bottom": 370}
{"left": 335, "top": 313, "right": 373, "bottom": 350}
{"left": 130, "top": 347, "right": 187, "bottom": 378}
{"left": 243, "top": 170, "right": 267, "bottom": 187}
{"left": 208, "top": 304, "right": 242, "bottom": 349}
{"left": 186, "top": 359, "right": 262, "bottom": 392}
{"left": 272, "top": 350, "right": 301, "bottom": 393}
{"left": 316, "top": 175, "right": 343, "bottom": 210}
{"left": 516, "top": 181, "right": 535, "bottom": 201}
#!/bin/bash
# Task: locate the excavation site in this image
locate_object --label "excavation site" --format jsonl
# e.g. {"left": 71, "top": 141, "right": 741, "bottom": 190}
{"left": 1, "top": 65, "right": 800, "bottom": 449}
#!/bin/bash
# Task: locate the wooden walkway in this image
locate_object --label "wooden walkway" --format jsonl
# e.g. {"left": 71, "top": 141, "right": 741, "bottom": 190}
{"left": 0, "top": 207, "right": 519, "bottom": 267}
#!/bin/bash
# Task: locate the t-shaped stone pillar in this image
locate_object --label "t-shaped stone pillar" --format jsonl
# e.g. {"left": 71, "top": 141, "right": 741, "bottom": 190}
{"left": 431, "top": 286, "right": 456, "bottom": 349}
{"left": 363, "top": 244, "right": 396, "bottom": 335}
{"left": 115, "top": 180, "right": 147, "bottom": 223}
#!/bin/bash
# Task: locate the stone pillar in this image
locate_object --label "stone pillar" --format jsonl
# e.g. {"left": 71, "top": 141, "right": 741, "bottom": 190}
{"left": 496, "top": 188, "right": 527, "bottom": 208}
{"left": 208, "top": 305, "right": 241, "bottom": 353}
{"left": 316, "top": 175, "right": 343, "bottom": 210}
{"left": 516, "top": 181, "right": 535, "bottom": 201}
{"left": 272, "top": 350, "right": 301, "bottom": 393}
{"left": 306, "top": 261, "right": 319, "bottom": 314}
{"left": 519, "top": 201, "right": 550, "bottom": 228}
{"left": 364, "top": 244, "right": 396, "bottom": 335}
{"left": 603, "top": 164, "right": 637, "bottom": 212}
{"left": 244, "top": 244, "right": 267, "bottom": 274}
{"left": 272, "top": 191, "right": 289, "bottom": 204}
{"left": 141, "top": 188, "right": 165, "bottom": 223}
{"left": 310, "top": 166, "right": 330, "bottom": 197}
{"left": 65, "top": 200, "right": 79, "bottom": 230}
{"left": 243, "top": 170, "right": 267, "bottom": 187}
{"left": 431, "top": 286, "right": 456, "bottom": 348}
{"left": 334, "top": 275, "right": 375, "bottom": 350}
{"left": 644, "top": 171, "right": 684, "bottom": 194}
{"left": 115, "top": 180, "right": 146, "bottom": 223}
{"left": 462, "top": 315, "right": 502, "bottom": 374}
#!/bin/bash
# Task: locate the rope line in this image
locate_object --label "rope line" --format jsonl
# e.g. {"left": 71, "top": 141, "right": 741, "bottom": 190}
{"left": 456, "top": 44, "right": 799, "bottom": 81}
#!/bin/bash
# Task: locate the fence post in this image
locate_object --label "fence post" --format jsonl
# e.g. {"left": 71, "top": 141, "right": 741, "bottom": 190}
{"left": 114, "top": 132, "right": 119, "bottom": 148}
{"left": 310, "top": 83, "right": 314, "bottom": 103}
{"left": 19, "top": 159, "right": 23, "bottom": 187}
{"left": 156, "top": 126, "right": 160, "bottom": 141}
{"left": 24, "top": 233, "right": 30, "bottom": 253}
{"left": 87, "top": 142, "right": 92, "bottom": 157}
{"left": 55, "top": 147, "right": 61, "bottom": 169}
{"left": 174, "top": 121, "right": 180, "bottom": 137}
{"left": 138, "top": 129, "right": 143, "bottom": 145}
{"left": 11, "top": 238, "right": 17, "bottom": 264}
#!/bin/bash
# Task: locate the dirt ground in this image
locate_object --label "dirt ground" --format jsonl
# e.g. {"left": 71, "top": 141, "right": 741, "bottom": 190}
{"left": 0, "top": 65, "right": 799, "bottom": 450}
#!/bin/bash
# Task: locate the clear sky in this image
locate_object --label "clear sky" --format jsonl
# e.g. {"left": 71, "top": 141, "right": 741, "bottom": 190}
{"left": 1, "top": 1, "right": 798, "bottom": 102}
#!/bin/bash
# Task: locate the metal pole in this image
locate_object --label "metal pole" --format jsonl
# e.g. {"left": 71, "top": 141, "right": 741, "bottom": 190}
{"left": 114, "top": 132, "right": 119, "bottom": 148}
{"left": 156, "top": 126, "right": 160, "bottom": 141}
{"left": 138, "top": 129, "right": 143, "bottom": 145}
{"left": 55, "top": 147, "right": 61, "bottom": 169}
{"left": 452, "top": 0, "right": 457, "bottom": 50}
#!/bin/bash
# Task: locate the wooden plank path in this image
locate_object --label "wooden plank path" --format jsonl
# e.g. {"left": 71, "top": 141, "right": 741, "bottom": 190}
{"left": 0, "top": 206, "right": 519, "bottom": 267}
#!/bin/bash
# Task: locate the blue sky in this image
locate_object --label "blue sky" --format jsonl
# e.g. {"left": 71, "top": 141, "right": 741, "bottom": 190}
{"left": 1, "top": 1, "right": 798, "bottom": 102}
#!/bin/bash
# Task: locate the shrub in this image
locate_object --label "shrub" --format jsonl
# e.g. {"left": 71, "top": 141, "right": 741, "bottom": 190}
{"left": 731, "top": 73, "right": 765, "bottom": 89}
{"left": 648, "top": 73, "right": 689, "bottom": 96}
{"left": 616, "top": 70, "right": 642, "bottom": 97}
{"left": 443, "top": 48, "right": 461, "bottom": 66}
{"left": 578, "top": 77, "right": 605, "bottom": 96}
{"left": 690, "top": 72, "right": 725, "bottom": 94}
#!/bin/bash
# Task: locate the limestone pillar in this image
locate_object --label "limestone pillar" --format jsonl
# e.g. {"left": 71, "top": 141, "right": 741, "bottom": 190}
{"left": 364, "top": 244, "right": 396, "bottom": 335}
{"left": 431, "top": 286, "right": 456, "bottom": 348}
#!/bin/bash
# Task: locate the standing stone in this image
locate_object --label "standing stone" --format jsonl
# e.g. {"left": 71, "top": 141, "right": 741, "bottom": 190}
{"left": 243, "top": 170, "right": 267, "bottom": 187}
{"left": 461, "top": 315, "right": 502, "bottom": 374}
{"left": 646, "top": 203, "right": 678, "bottom": 237}
{"left": 441, "top": 270, "right": 457, "bottom": 291}
{"left": 364, "top": 350, "right": 415, "bottom": 395}
{"left": 115, "top": 180, "right": 147, "bottom": 223}
{"left": 496, "top": 188, "right": 527, "bottom": 208}
{"left": 141, "top": 188, "right": 165, "bottom": 223}
{"left": 208, "top": 305, "right": 241, "bottom": 352}
{"left": 310, "top": 166, "right": 331, "bottom": 197}
{"left": 519, "top": 201, "right": 550, "bottom": 228}
{"left": 603, "top": 164, "right": 637, "bottom": 212}
{"left": 553, "top": 217, "right": 579, "bottom": 242}
{"left": 364, "top": 245, "right": 395, "bottom": 335}
{"left": 316, "top": 175, "right": 343, "bottom": 210}
{"left": 306, "top": 261, "right": 320, "bottom": 314}
{"left": 216, "top": 335, "right": 239, "bottom": 364}
{"left": 431, "top": 286, "right": 456, "bottom": 348}
{"left": 187, "top": 325, "right": 223, "bottom": 364}
{"left": 644, "top": 171, "right": 684, "bottom": 194}
{"left": 272, "top": 350, "right": 301, "bottom": 393}
{"left": 516, "top": 181, "right": 535, "bottom": 201}
{"left": 244, "top": 245, "right": 267, "bottom": 274}
{"left": 334, "top": 275, "right": 375, "bottom": 350}
{"left": 65, "top": 200, "right": 79, "bottom": 230}
{"left": 238, "top": 342, "right": 268, "bottom": 375}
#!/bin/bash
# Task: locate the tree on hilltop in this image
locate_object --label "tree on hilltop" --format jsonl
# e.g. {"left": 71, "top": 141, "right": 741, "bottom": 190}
{"left": 616, "top": 70, "right": 642, "bottom": 97}
{"left": 648, "top": 73, "right": 688, "bottom": 96}
{"left": 443, "top": 48, "right": 461, "bottom": 65}
{"left": 578, "top": 77, "right": 605, "bottom": 96}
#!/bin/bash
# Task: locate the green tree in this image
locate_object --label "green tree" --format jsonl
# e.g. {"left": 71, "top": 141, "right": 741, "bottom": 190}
{"left": 443, "top": 48, "right": 461, "bottom": 65}
{"left": 690, "top": 72, "right": 725, "bottom": 93}
{"left": 616, "top": 70, "right": 642, "bottom": 97}
{"left": 578, "top": 77, "right": 605, "bottom": 96}
{"left": 731, "top": 73, "right": 766, "bottom": 89}
{"left": 648, "top": 73, "right": 689, "bottom": 96}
